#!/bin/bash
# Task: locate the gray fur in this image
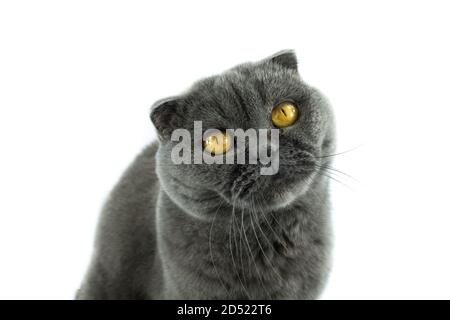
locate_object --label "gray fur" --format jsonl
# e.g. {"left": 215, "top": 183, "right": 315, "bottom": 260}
{"left": 77, "top": 50, "right": 336, "bottom": 300}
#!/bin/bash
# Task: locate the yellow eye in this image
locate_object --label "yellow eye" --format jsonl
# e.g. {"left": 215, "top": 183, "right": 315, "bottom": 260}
{"left": 203, "top": 131, "right": 231, "bottom": 155}
{"left": 271, "top": 102, "right": 299, "bottom": 128}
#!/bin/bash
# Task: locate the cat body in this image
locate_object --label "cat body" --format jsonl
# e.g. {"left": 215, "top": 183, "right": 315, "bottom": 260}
{"left": 77, "top": 51, "right": 335, "bottom": 299}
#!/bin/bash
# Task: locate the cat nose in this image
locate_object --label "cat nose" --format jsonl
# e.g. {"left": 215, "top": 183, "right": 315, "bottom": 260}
{"left": 247, "top": 134, "right": 279, "bottom": 163}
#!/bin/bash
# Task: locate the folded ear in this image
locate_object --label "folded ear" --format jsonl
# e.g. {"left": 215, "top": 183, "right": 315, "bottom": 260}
{"left": 150, "top": 97, "right": 184, "bottom": 140}
{"left": 268, "top": 49, "right": 298, "bottom": 71}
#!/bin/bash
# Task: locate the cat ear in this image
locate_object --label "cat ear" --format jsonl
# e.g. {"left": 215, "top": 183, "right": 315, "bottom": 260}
{"left": 268, "top": 49, "right": 298, "bottom": 71}
{"left": 150, "top": 97, "right": 183, "bottom": 140}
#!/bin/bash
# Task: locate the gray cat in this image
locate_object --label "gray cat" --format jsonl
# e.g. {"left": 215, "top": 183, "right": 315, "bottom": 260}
{"left": 77, "top": 50, "right": 336, "bottom": 300}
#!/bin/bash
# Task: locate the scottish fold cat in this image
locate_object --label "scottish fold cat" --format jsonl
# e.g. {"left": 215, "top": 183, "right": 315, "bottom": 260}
{"left": 77, "top": 50, "right": 336, "bottom": 299}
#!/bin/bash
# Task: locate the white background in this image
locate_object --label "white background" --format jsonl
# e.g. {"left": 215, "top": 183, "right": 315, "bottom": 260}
{"left": 1, "top": 1, "right": 449, "bottom": 300}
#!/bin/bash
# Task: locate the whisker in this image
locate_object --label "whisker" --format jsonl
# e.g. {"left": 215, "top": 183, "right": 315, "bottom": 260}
{"left": 317, "top": 169, "right": 354, "bottom": 191}
{"left": 244, "top": 207, "right": 270, "bottom": 297}
{"left": 208, "top": 198, "right": 230, "bottom": 297}
{"left": 229, "top": 189, "right": 251, "bottom": 298}
{"left": 249, "top": 198, "right": 283, "bottom": 281}
{"left": 238, "top": 207, "right": 249, "bottom": 289}
{"left": 250, "top": 196, "right": 290, "bottom": 253}
{"left": 315, "top": 145, "right": 361, "bottom": 159}
{"left": 316, "top": 164, "right": 359, "bottom": 182}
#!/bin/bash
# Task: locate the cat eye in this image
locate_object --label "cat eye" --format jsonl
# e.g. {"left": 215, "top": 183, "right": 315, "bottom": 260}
{"left": 203, "top": 131, "right": 231, "bottom": 155}
{"left": 271, "top": 102, "right": 299, "bottom": 128}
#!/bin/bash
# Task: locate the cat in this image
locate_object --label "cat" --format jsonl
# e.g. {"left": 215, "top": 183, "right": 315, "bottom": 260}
{"left": 77, "top": 50, "right": 336, "bottom": 299}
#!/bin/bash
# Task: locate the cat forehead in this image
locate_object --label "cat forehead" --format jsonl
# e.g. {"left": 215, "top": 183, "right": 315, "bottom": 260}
{"left": 185, "top": 65, "right": 302, "bottom": 110}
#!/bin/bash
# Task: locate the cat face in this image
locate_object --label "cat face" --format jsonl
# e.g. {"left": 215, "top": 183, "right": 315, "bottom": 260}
{"left": 151, "top": 50, "right": 335, "bottom": 217}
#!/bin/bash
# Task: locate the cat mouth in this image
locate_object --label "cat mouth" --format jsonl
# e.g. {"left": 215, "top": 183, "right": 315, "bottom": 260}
{"left": 226, "top": 164, "right": 317, "bottom": 210}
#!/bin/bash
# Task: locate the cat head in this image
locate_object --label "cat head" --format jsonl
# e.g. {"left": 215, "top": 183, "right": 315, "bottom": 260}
{"left": 150, "top": 50, "right": 335, "bottom": 218}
